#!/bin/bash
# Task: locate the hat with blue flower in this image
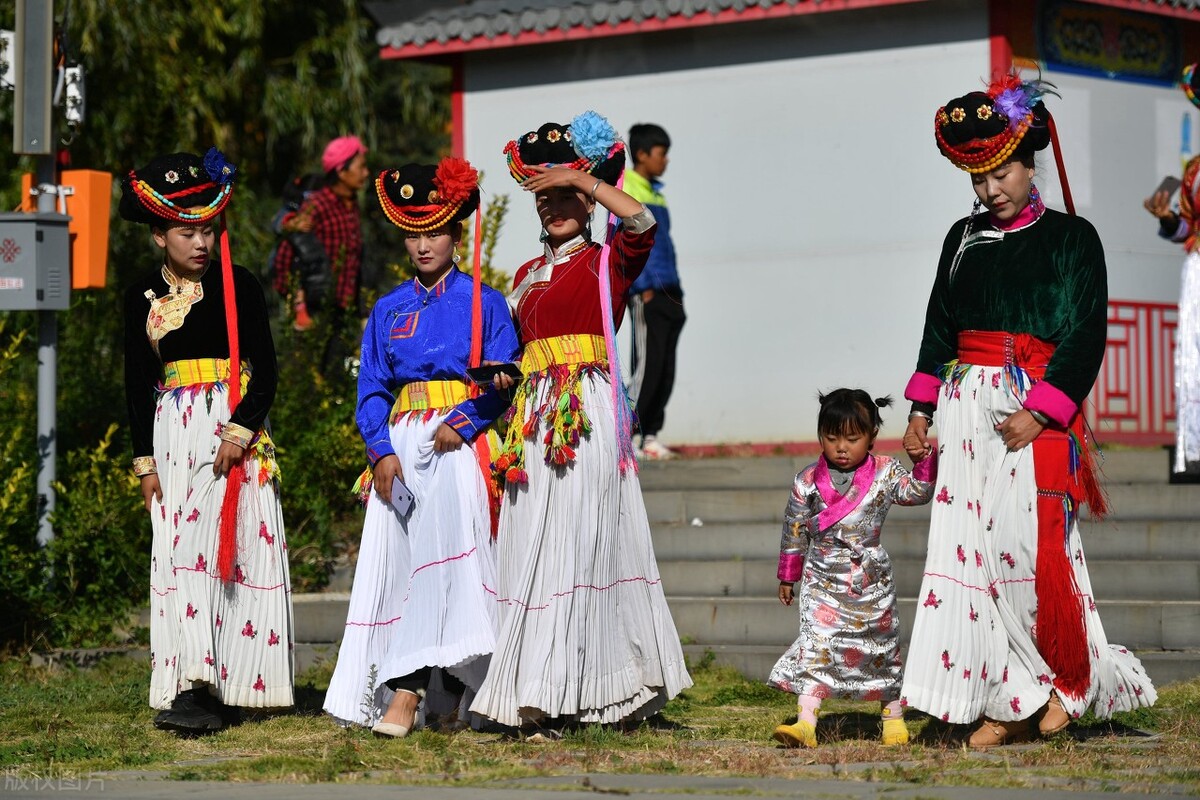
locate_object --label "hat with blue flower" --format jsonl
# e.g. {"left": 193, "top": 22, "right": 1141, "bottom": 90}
{"left": 935, "top": 75, "right": 1054, "bottom": 174}
{"left": 504, "top": 111, "right": 625, "bottom": 187}
{"left": 119, "top": 147, "right": 236, "bottom": 225}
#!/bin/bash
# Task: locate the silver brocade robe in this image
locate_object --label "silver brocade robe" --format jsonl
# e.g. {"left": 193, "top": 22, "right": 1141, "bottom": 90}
{"left": 768, "top": 453, "right": 936, "bottom": 700}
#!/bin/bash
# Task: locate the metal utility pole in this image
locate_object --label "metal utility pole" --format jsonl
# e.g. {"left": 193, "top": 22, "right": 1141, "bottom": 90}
{"left": 13, "top": 0, "right": 60, "bottom": 547}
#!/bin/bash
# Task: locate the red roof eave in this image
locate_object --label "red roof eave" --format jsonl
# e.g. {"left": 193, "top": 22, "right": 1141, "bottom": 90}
{"left": 380, "top": 0, "right": 929, "bottom": 60}
{"left": 1079, "top": 0, "right": 1200, "bottom": 21}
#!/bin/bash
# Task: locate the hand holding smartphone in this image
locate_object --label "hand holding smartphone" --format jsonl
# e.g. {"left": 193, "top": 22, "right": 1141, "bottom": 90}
{"left": 390, "top": 475, "right": 415, "bottom": 516}
{"left": 465, "top": 363, "right": 523, "bottom": 385}
{"left": 1152, "top": 175, "right": 1182, "bottom": 198}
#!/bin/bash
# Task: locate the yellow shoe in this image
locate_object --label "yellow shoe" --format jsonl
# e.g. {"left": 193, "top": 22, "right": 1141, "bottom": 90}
{"left": 772, "top": 720, "right": 817, "bottom": 748}
{"left": 881, "top": 717, "right": 909, "bottom": 745}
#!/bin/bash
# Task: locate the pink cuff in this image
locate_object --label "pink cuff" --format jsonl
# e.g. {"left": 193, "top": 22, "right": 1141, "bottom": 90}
{"left": 777, "top": 554, "right": 804, "bottom": 583}
{"left": 1024, "top": 381, "right": 1078, "bottom": 427}
{"left": 912, "top": 450, "right": 938, "bottom": 483}
{"left": 904, "top": 372, "right": 942, "bottom": 404}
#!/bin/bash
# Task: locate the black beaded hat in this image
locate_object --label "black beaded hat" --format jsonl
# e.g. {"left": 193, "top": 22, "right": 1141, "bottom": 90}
{"left": 119, "top": 148, "right": 236, "bottom": 225}
{"left": 935, "top": 76, "right": 1052, "bottom": 173}
{"left": 375, "top": 158, "right": 481, "bottom": 233}
{"left": 504, "top": 111, "right": 625, "bottom": 187}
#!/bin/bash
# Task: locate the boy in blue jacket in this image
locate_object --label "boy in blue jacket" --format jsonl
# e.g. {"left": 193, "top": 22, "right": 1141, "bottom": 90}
{"left": 625, "top": 123, "right": 686, "bottom": 460}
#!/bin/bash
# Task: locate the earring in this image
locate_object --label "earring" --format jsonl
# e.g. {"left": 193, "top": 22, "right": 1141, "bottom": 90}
{"left": 971, "top": 197, "right": 983, "bottom": 216}
{"left": 452, "top": 252, "right": 461, "bottom": 264}
{"left": 584, "top": 211, "right": 594, "bottom": 242}
{"left": 1028, "top": 182, "right": 1044, "bottom": 216}
{"left": 539, "top": 227, "right": 549, "bottom": 243}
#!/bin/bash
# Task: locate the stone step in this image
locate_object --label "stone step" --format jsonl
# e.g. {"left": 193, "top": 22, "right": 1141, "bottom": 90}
{"left": 657, "top": 559, "right": 1200, "bottom": 602}
{"left": 649, "top": 518, "right": 1200, "bottom": 562}
{"left": 290, "top": 593, "right": 1200, "bottom": 652}
{"left": 637, "top": 449, "right": 1176, "bottom": 491}
{"left": 680, "top": 645, "right": 1200, "bottom": 692}
{"left": 668, "top": 596, "right": 1200, "bottom": 651}
{"left": 644, "top": 482, "right": 1200, "bottom": 525}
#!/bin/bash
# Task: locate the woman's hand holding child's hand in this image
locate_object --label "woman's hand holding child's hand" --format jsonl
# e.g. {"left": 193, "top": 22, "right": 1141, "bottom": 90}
{"left": 778, "top": 582, "right": 794, "bottom": 606}
{"left": 903, "top": 417, "right": 931, "bottom": 464}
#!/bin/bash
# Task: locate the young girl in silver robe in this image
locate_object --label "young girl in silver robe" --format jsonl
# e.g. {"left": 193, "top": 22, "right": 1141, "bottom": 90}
{"left": 769, "top": 390, "right": 935, "bottom": 748}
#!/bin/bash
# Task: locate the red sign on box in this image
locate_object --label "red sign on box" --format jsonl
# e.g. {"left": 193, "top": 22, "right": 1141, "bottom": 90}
{"left": 0, "top": 238, "right": 20, "bottom": 263}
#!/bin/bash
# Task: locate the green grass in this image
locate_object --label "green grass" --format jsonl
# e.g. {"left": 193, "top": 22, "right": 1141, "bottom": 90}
{"left": 0, "top": 652, "right": 1198, "bottom": 793}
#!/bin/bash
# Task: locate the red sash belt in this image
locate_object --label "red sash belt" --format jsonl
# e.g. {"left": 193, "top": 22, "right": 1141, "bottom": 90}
{"left": 957, "top": 330, "right": 1093, "bottom": 700}
{"left": 957, "top": 330, "right": 1054, "bottom": 376}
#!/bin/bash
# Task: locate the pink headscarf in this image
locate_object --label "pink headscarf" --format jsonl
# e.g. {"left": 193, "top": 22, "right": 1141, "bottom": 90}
{"left": 322, "top": 135, "right": 367, "bottom": 174}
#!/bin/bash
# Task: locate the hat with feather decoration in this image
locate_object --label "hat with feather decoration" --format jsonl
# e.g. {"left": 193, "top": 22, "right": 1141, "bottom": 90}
{"left": 935, "top": 74, "right": 1055, "bottom": 173}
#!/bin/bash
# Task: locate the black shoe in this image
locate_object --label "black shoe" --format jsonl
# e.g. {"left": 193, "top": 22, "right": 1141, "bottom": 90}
{"left": 153, "top": 689, "right": 225, "bottom": 734}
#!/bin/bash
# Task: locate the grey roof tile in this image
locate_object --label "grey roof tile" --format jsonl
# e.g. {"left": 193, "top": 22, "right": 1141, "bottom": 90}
{"left": 372, "top": 0, "right": 1200, "bottom": 52}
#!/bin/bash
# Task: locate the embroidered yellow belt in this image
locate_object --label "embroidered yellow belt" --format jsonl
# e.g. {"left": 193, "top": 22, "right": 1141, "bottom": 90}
{"left": 493, "top": 334, "right": 611, "bottom": 485}
{"left": 520, "top": 333, "right": 607, "bottom": 373}
{"left": 160, "top": 358, "right": 278, "bottom": 487}
{"left": 163, "top": 358, "right": 249, "bottom": 392}
{"left": 389, "top": 379, "right": 475, "bottom": 426}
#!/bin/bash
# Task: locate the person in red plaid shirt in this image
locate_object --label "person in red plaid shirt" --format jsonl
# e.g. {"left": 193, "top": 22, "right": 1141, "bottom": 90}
{"left": 274, "top": 135, "right": 369, "bottom": 371}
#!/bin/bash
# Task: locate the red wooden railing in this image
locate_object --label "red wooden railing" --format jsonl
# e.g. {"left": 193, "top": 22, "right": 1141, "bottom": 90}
{"left": 1087, "top": 300, "right": 1177, "bottom": 445}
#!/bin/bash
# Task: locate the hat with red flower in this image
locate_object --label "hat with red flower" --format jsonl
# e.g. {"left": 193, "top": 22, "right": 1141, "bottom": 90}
{"left": 375, "top": 157, "right": 481, "bottom": 233}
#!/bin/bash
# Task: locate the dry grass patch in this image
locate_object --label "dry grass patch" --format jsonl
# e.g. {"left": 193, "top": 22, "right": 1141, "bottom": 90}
{"left": 0, "top": 650, "right": 1197, "bottom": 793}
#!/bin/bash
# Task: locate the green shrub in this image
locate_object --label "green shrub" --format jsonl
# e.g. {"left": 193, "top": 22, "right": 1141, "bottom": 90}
{"left": 269, "top": 320, "right": 365, "bottom": 589}
{"left": 47, "top": 425, "right": 149, "bottom": 647}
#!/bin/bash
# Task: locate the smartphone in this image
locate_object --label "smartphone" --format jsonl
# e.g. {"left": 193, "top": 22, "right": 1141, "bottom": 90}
{"left": 390, "top": 475, "right": 415, "bottom": 516}
{"left": 1153, "top": 175, "right": 1182, "bottom": 198}
{"left": 465, "top": 363, "right": 523, "bottom": 385}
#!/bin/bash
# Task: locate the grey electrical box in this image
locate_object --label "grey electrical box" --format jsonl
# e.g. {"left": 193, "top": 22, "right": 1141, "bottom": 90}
{"left": 0, "top": 213, "right": 71, "bottom": 311}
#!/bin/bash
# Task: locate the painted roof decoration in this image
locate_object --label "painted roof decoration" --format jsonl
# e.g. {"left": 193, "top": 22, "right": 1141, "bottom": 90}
{"left": 366, "top": 0, "right": 1200, "bottom": 58}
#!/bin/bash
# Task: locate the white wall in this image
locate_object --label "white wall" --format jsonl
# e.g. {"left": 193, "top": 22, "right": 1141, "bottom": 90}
{"left": 1032, "top": 67, "right": 1191, "bottom": 304}
{"left": 460, "top": 0, "right": 1171, "bottom": 445}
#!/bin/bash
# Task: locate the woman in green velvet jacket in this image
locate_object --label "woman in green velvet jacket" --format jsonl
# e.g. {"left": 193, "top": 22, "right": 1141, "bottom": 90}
{"left": 896, "top": 76, "right": 1156, "bottom": 749}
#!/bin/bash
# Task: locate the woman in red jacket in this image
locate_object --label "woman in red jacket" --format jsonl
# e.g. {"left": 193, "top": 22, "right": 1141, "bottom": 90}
{"left": 471, "top": 112, "right": 692, "bottom": 731}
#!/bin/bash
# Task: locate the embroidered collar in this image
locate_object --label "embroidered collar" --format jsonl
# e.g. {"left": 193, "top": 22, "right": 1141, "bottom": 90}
{"left": 813, "top": 454, "right": 875, "bottom": 531}
{"left": 509, "top": 236, "right": 592, "bottom": 313}
{"left": 989, "top": 201, "right": 1044, "bottom": 233}
{"left": 542, "top": 234, "right": 589, "bottom": 266}
{"left": 145, "top": 266, "right": 205, "bottom": 356}
{"left": 414, "top": 265, "right": 459, "bottom": 307}
{"left": 162, "top": 264, "right": 206, "bottom": 294}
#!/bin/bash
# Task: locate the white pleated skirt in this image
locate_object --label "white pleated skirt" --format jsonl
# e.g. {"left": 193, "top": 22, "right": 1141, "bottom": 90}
{"left": 900, "top": 365, "right": 1156, "bottom": 724}
{"left": 148, "top": 385, "right": 294, "bottom": 710}
{"left": 470, "top": 370, "right": 693, "bottom": 728}
{"left": 323, "top": 413, "right": 498, "bottom": 727}
{"left": 1175, "top": 252, "right": 1200, "bottom": 472}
